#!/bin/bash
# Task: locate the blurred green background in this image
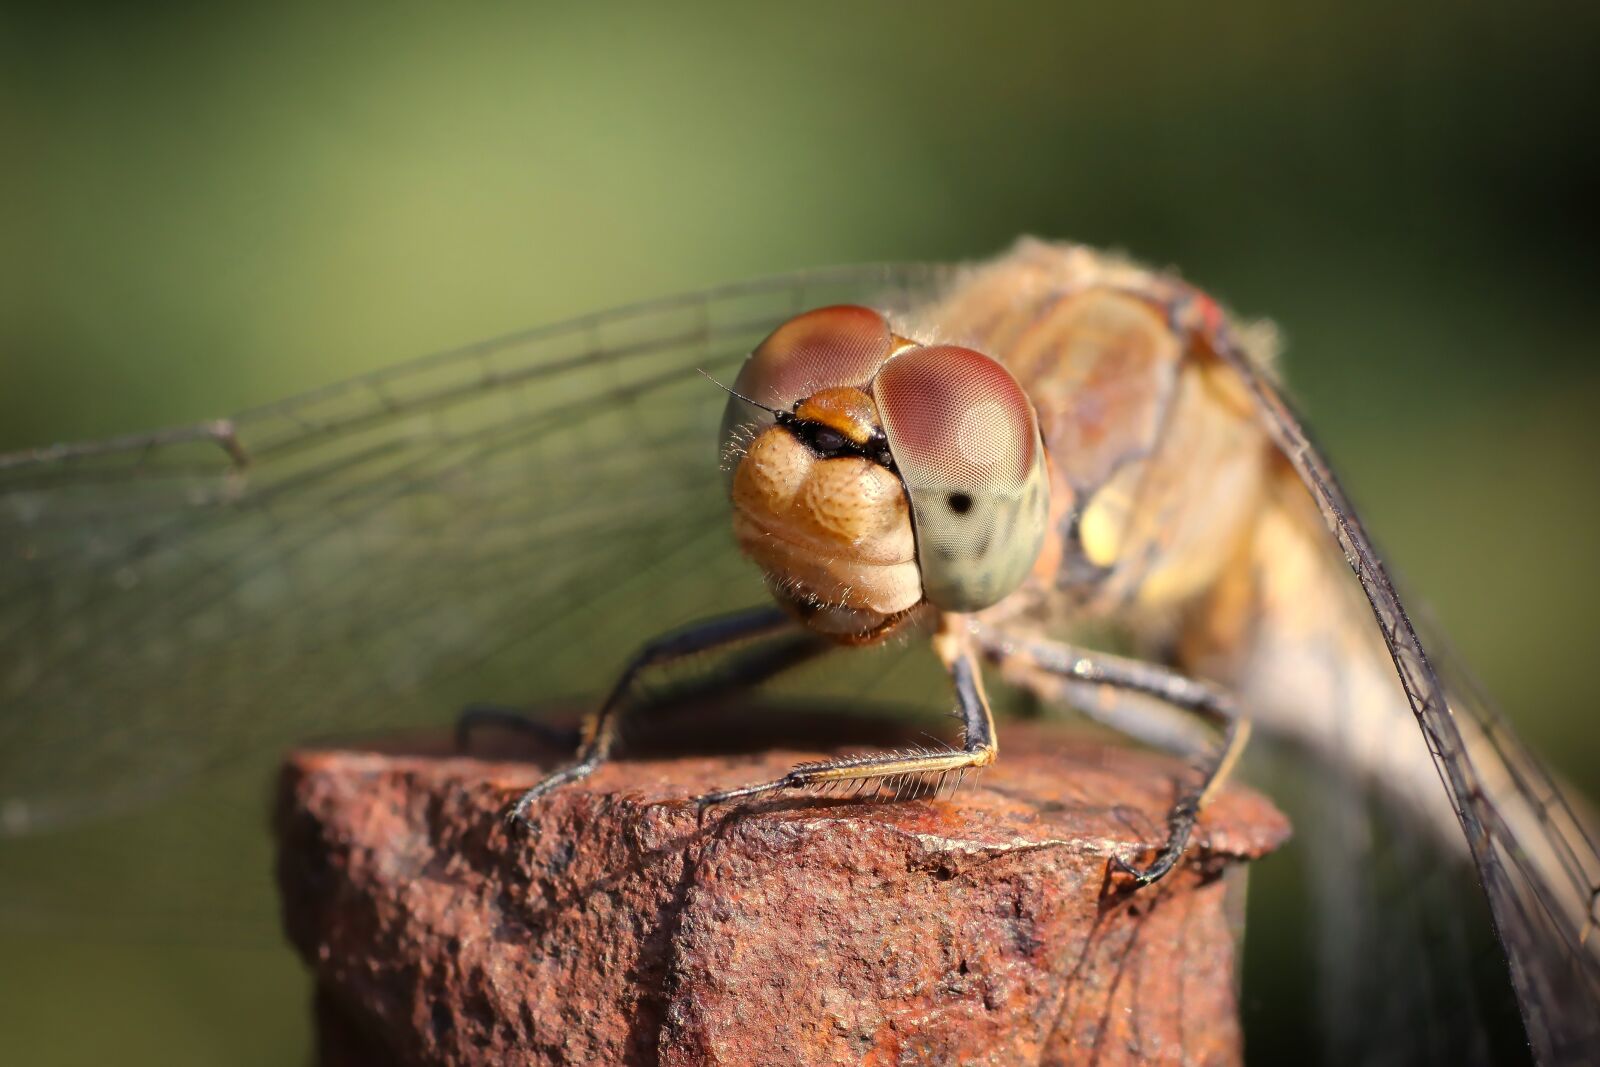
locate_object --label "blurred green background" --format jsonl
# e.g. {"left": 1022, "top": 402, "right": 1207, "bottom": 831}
{"left": 2, "top": 2, "right": 1597, "bottom": 1063}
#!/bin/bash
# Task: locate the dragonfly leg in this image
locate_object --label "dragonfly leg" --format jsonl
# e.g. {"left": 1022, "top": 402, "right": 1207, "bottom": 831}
{"left": 455, "top": 704, "right": 582, "bottom": 752}
{"left": 457, "top": 631, "right": 830, "bottom": 754}
{"left": 695, "top": 613, "right": 997, "bottom": 808}
{"left": 505, "top": 605, "right": 802, "bottom": 826}
{"left": 970, "top": 621, "right": 1251, "bottom": 886}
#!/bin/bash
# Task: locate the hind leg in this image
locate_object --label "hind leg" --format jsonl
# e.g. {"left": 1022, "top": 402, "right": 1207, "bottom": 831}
{"left": 971, "top": 621, "right": 1251, "bottom": 885}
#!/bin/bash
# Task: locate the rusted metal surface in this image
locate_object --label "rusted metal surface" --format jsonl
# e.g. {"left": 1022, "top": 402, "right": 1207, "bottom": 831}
{"left": 277, "top": 716, "right": 1288, "bottom": 1066}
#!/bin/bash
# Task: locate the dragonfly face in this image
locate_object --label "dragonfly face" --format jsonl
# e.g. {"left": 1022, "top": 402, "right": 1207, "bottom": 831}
{"left": 720, "top": 304, "right": 1050, "bottom": 639}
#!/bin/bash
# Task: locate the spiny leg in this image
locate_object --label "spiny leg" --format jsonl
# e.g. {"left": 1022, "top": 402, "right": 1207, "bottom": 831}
{"left": 628, "top": 628, "right": 836, "bottom": 714}
{"left": 696, "top": 613, "right": 997, "bottom": 808}
{"left": 458, "top": 628, "right": 831, "bottom": 753}
{"left": 971, "top": 621, "right": 1251, "bottom": 886}
{"left": 505, "top": 605, "right": 806, "bottom": 825}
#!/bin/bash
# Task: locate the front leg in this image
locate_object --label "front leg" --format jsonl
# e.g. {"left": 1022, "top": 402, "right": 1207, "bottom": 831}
{"left": 505, "top": 605, "right": 802, "bottom": 825}
{"left": 697, "top": 613, "right": 997, "bottom": 807}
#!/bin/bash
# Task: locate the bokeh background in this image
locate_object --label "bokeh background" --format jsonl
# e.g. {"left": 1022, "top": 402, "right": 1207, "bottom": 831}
{"left": 2, "top": 2, "right": 1597, "bottom": 1063}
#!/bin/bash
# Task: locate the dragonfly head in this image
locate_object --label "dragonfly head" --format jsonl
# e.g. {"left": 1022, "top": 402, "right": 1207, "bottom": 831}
{"left": 720, "top": 305, "right": 1050, "bottom": 639}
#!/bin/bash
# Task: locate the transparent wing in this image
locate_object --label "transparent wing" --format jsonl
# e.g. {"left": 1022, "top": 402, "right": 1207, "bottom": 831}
{"left": 0, "top": 265, "right": 953, "bottom": 835}
{"left": 1203, "top": 320, "right": 1600, "bottom": 1065}
{"left": 1244, "top": 733, "right": 1527, "bottom": 1065}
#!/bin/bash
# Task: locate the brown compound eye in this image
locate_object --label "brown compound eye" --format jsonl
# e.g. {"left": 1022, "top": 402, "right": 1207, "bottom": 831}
{"left": 732, "top": 305, "right": 896, "bottom": 410}
{"left": 719, "top": 305, "right": 899, "bottom": 468}
{"left": 872, "top": 345, "right": 1050, "bottom": 612}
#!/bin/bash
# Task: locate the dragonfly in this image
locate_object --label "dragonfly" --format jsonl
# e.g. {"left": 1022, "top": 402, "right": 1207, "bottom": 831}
{"left": 1, "top": 238, "right": 1596, "bottom": 1063}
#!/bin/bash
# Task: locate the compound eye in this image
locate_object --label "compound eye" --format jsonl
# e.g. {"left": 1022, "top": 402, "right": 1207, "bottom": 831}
{"left": 719, "top": 305, "right": 897, "bottom": 466}
{"left": 734, "top": 305, "right": 895, "bottom": 410}
{"left": 873, "top": 345, "right": 1050, "bottom": 611}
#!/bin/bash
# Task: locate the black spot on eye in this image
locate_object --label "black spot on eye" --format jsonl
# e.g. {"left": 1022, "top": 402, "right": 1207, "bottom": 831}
{"left": 948, "top": 492, "right": 974, "bottom": 515}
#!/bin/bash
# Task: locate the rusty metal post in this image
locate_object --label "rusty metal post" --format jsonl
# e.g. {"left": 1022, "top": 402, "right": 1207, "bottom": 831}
{"left": 277, "top": 714, "right": 1287, "bottom": 1066}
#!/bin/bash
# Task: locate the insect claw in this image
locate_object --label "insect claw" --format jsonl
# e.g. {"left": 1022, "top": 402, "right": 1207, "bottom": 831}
{"left": 1109, "top": 851, "right": 1168, "bottom": 887}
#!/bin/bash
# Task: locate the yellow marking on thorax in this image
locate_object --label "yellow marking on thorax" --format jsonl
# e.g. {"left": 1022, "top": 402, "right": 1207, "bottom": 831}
{"left": 1078, "top": 463, "right": 1145, "bottom": 569}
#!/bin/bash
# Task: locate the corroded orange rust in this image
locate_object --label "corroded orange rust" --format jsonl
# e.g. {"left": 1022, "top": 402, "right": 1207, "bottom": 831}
{"left": 278, "top": 719, "right": 1288, "bottom": 1067}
